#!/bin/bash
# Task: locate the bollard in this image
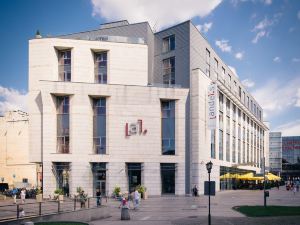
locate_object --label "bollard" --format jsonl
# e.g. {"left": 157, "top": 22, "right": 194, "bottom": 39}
{"left": 121, "top": 208, "right": 130, "bottom": 220}
{"left": 58, "top": 200, "right": 61, "bottom": 213}
{"left": 39, "top": 202, "right": 42, "bottom": 215}
{"left": 17, "top": 204, "right": 19, "bottom": 219}
{"left": 88, "top": 198, "right": 90, "bottom": 208}
{"left": 74, "top": 197, "right": 76, "bottom": 210}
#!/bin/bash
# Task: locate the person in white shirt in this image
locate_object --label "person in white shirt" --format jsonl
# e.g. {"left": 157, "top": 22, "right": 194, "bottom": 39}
{"left": 133, "top": 188, "right": 140, "bottom": 210}
{"left": 20, "top": 188, "right": 26, "bottom": 204}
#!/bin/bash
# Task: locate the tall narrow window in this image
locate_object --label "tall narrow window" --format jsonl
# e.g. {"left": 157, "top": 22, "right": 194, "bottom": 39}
{"left": 94, "top": 52, "right": 107, "bottom": 84}
{"left": 239, "top": 87, "right": 242, "bottom": 99}
{"left": 247, "top": 96, "right": 249, "bottom": 108}
{"left": 214, "top": 58, "right": 218, "bottom": 79}
{"left": 219, "top": 130, "right": 223, "bottom": 160}
{"left": 161, "top": 100, "right": 175, "bottom": 155}
{"left": 206, "top": 49, "right": 210, "bottom": 77}
{"left": 227, "top": 74, "right": 231, "bottom": 88}
{"left": 222, "top": 67, "right": 225, "bottom": 82}
{"left": 232, "top": 136, "right": 236, "bottom": 163}
{"left": 211, "top": 130, "right": 215, "bottom": 159}
{"left": 58, "top": 50, "right": 71, "bottom": 82}
{"left": 226, "top": 133, "right": 230, "bottom": 162}
{"left": 162, "top": 35, "right": 175, "bottom": 52}
{"left": 163, "top": 57, "right": 175, "bottom": 85}
{"left": 57, "top": 96, "right": 70, "bottom": 153}
{"left": 93, "top": 98, "right": 106, "bottom": 154}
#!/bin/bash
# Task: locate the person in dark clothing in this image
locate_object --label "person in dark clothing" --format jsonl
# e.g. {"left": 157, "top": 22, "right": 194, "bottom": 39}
{"left": 192, "top": 185, "right": 198, "bottom": 197}
{"left": 96, "top": 189, "right": 101, "bottom": 207}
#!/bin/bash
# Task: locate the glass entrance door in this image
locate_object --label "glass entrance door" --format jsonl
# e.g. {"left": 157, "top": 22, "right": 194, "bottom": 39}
{"left": 161, "top": 163, "right": 175, "bottom": 194}
{"left": 127, "top": 163, "right": 142, "bottom": 193}
{"left": 92, "top": 163, "right": 106, "bottom": 196}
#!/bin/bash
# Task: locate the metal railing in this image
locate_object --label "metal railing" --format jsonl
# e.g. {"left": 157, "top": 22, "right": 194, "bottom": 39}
{"left": 0, "top": 196, "right": 107, "bottom": 222}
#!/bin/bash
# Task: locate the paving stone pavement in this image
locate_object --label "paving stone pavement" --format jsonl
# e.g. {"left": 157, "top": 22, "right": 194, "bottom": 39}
{"left": 90, "top": 188, "right": 300, "bottom": 225}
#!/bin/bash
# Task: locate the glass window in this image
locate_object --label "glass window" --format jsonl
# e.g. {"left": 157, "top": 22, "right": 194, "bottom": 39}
{"left": 163, "top": 57, "right": 175, "bottom": 85}
{"left": 226, "top": 98, "right": 230, "bottom": 116}
{"left": 219, "top": 92, "right": 223, "bottom": 112}
{"left": 206, "top": 49, "right": 210, "bottom": 77}
{"left": 57, "top": 96, "right": 69, "bottom": 154}
{"left": 219, "top": 111, "right": 223, "bottom": 130}
{"left": 161, "top": 100, "right": 175, "bottom": 155}
{"left": 58, "top": 50, "right": 71, "bottom": 82}
{"left": 93, "top": 98, "right": 106, "bottom": 154}
{"left": 211, "top": 130, "right": 215, "bottom": 159}
{"left": 219, "top": 129, "right": 223, "bottom": 160}
{"left": 232, "top": 136, "right": 236, "bottom": 163}
{"left": 94, "top": 52, "right": 107, "bottom": 84}
{"left": 226, "top": 133, "right": 230, "bottom": 162}
{"left": 162, "top": 35, "right": 175, "bottom": 52}
{"left": 214, "top": 58, "right": 218, "bottom": 79}
{"left": 222, "top": 67, "right": 225, "bottom": 82}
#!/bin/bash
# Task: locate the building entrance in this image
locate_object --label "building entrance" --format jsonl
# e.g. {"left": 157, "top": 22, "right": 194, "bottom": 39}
{"left": 161, "top": 163, "right": 175, "bottom": 194}
{"left": 127, "top": 163, "right": 141, "bottom": 193}
{"left": 92, "top": 163, "right": 106, "bottom": 196}
{"left": 52, "top": 162, "right": 70, "bottom": 196}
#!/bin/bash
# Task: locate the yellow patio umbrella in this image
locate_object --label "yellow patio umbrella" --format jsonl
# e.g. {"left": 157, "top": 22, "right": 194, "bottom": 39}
{"left": 238, "top": 173, "right": 264, "bottom": 181}
{"left": 265, "top": 172, "right": 281, "bottom": 181}
{"left": 220, "top": 173, "right": 238, "bottom": 179}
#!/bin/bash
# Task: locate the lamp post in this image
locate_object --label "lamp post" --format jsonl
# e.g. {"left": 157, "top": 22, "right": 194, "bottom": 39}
{"left": 206, "top": 161, "right": 213, "bottom": 225}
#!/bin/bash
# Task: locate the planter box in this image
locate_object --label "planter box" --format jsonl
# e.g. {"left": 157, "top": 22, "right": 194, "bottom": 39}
{"left": 142, "top": 192, "right": 148, "bottom": 200}
{"left": 36, "top": 194, "right": 43, "bottom": 202}
{"left": 58, "top": 194, "right": 64, "bottom": 202}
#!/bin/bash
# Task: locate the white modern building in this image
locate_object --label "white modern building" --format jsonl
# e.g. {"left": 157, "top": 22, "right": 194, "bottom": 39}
{"left": 29, "top": 20, "right": 269, "bottom": 197}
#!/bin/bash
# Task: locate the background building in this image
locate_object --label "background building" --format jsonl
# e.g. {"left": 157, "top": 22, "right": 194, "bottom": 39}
{"left": 282, "top": 136, "right": 300, "bottom": 181}
{"left": 29, "top": 20, "right": 269, "bottom": 197}
{"left": 0, "top": 110, "right": 36, "bottom": 188}
{"left": 269, "top": 132, "right": 282, "bottom": 176}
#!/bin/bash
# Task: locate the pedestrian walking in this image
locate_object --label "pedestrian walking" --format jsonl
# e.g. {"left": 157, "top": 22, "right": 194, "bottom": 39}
{"left": 79, "top": 190, "right": 87, "bottom": 208}
{"left": 133, "top": 188, "right": 140, "bottom": 210}
{"left": 20, "top": 188, "right": 26, "bottom": 204}
{"left": 294, "top": 186, "right": 297, "bottom": 195}
{"left": 96, "top": 188, "right": 101, "bottom": 207}
{"left": 12, "top": 187, "right": 18, "bottom": 204}
{"left": 18, "top": 207, "right": 25, "bottom": 217}
{"left": 192, "top": 185, "right": 198, "bottom": 197}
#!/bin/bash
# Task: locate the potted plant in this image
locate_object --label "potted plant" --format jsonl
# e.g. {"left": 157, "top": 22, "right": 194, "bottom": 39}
{"left": 54, "top": 188, "right": 64, "bottom": 202}
{"left": 137, "top": 185, "right": 148, "bottom": 199}
{"left": 36, "top": 187, "right": 43, "bottom": 202}
{"left": 113, "top": 186, "right": 121, "bottom": 198}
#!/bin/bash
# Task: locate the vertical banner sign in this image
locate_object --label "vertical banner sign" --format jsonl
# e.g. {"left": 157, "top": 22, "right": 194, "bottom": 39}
{"left": 207, "top": 83, "right": 217, "bottom": 130}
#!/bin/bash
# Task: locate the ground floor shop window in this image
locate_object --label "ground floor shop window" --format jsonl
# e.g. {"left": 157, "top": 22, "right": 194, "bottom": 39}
{"left": 161, "top": 163, "right": 176, "bottom": 194}
{"left": 127, "top": 163, "right": 142, "bottom": 193}
{"left": 52, "top": 162, "right": 70, "bottom": 196}
{"left": 92, "top": 162, "right": 106, "bottom": 196}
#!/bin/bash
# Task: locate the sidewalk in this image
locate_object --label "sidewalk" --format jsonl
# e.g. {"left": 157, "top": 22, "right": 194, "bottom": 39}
{"left": 91, "top": 188, "right": 300, "bottom": 225}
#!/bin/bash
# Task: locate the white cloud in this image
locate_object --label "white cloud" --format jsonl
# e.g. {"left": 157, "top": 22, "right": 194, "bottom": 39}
{"left": 274, "top": 120, "right": 300, "bottom": 136}
{"left": 215, "top": 39, "right": 232, "bottom": 52}
{"left": 0, "top": 86, "right": 27, "bottom": 115}
{"left": 251, "top": 13, "right": 281, "bottom": 43}
{"left": 196, "top": 22, "right": 213, "bottom": 33}
{"left": 273, "top": 56, "right": 281, "bottom": 63}
{"left": 91, "top": 0, "right": 222, "bottom": 30}
{"left": 292, "top": 58, "right": 300, "bottom": 63}
{"left": 252, "top": 77, "right": 300, "bottom": 118}
{"left": 228, "top": 65, "right": 238, "bottom": 77}
{"left": 235, "top": 52, "right": 244, "bottom": 60}
{"left": 289, "top": 27, "right": 295, "bottom": 33}
{"left": 298, "top": 11, "right": 300, "bottom": 20}
{"left": 242, "top": 79, "right": 255, "bottom": 88}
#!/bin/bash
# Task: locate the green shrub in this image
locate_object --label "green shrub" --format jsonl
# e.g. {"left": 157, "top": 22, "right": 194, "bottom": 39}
{"left": 113, "top": 186, "right": 121, "bottom": 196}
{"left": 54, "top": 189, "right": 63, "bottom": 195}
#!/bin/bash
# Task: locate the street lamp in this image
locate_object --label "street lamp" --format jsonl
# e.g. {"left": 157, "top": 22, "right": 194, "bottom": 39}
{"left": 206, "top": 161, "right": 213, "bottom": 225}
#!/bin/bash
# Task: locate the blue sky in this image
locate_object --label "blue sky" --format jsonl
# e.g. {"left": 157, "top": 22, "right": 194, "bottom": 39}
{"left": 0, "top": 0, "right": 299, "bottom": 135}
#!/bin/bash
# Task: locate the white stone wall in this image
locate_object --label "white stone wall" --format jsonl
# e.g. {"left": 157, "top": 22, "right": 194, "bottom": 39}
{"left": 0, "top": 111, "right": 36, "bottom": 187}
